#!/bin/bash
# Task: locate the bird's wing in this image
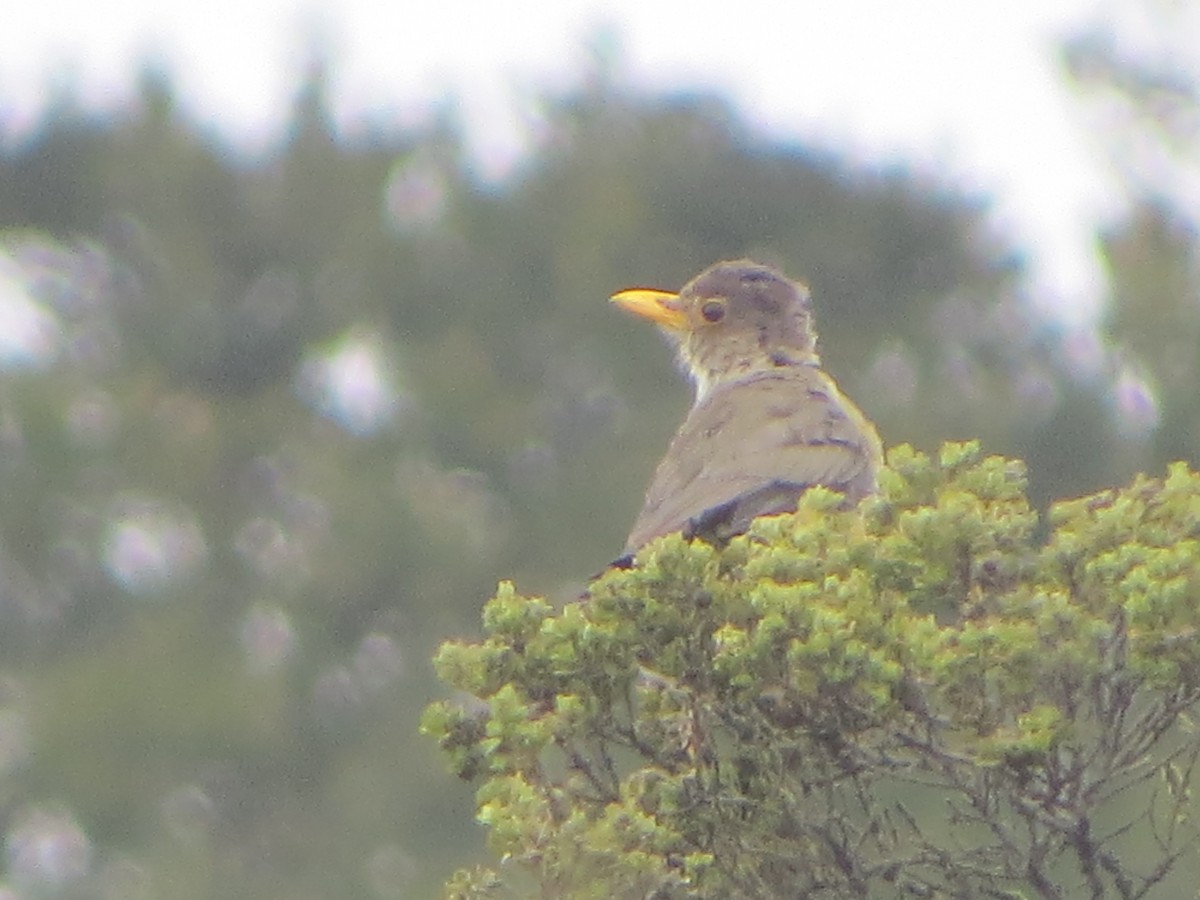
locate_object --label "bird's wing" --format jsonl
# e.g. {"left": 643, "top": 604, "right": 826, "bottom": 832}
{"left": 624, "top": 368, "right": 879, "bottom": 552}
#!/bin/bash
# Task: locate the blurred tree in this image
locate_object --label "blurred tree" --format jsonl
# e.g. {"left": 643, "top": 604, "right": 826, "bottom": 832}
{"left": 0, "top": 25, "right": 1190, "bottom": 896}
{"left": 1062, "top": 0, "right": 1200, "bottom": 475}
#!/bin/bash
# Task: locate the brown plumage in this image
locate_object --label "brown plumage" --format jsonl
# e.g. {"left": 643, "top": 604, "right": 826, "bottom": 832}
{"left": 612, "top": 259, "right": 882, "bottom": 556}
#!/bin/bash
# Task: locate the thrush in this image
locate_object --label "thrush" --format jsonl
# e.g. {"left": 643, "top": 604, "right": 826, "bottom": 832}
{"left": 611, "top": 259, "right": 882, "bottom": 557}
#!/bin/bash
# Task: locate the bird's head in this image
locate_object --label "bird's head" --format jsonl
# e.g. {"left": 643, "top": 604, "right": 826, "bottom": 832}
{"left": 611, "top": 259, "right": 820, "bottom": 402}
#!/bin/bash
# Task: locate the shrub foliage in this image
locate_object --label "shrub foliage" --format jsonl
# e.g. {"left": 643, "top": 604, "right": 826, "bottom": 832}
{"left": 424, "top": 443, "right": 1200, "bottom": 898}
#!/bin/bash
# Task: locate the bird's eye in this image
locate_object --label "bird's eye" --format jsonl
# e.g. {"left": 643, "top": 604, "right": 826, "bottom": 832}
{"left": 700, "top": 300, "right": 726, "bottom": 323}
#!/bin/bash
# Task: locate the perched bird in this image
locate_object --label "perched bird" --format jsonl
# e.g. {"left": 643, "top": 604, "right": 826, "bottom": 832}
{"left": 611, "top": 259, "right": 882, "bottom": 557}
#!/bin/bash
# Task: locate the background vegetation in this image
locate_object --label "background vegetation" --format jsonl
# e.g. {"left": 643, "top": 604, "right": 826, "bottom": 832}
{"left": 0, "top": 5, "right": 1196, "bottom": 897}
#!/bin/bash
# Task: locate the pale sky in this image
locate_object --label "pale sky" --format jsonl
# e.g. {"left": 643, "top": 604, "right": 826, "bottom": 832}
{"left": 0, "top": 0, "right": 1175, "bottom": 327}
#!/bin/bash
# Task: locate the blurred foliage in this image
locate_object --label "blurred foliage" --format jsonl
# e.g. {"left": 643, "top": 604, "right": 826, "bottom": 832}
{"left": 1063, "top": 0, "right": 1200, "bottom": 477}
{"left": 427, "top": 444, "right": 1200, "bottom": 898}
{"left": 0, "top": 9, "right": 1194, "bottom": 896}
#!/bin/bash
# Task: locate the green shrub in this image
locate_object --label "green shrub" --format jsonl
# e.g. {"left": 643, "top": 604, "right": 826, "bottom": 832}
{"left": 424, "top": 443, "right": 1200, "bottom": 898}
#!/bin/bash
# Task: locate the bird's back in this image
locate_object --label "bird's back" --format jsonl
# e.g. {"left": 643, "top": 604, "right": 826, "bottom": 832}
{"left": 623, "top": 365, "right": 880, "bottom": 554}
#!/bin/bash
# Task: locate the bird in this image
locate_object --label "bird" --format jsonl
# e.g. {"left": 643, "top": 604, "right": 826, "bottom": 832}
{"left": 611, "top": 259, "right": 882, "bottom": 558}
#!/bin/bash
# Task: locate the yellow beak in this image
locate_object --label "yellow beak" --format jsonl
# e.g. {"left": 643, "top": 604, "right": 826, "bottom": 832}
{"left": 610, "top": 288, "right": 687, "bottom": 330}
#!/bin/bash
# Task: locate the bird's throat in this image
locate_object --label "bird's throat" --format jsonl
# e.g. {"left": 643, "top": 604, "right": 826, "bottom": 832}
{"left": 679, "top": 340, "right": 819, "bottom": 406}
